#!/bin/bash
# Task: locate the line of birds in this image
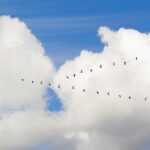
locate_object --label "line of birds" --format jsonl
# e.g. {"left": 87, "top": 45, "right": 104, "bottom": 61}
{"left": 20, "top": 57, "right": 147, "bottom": 100}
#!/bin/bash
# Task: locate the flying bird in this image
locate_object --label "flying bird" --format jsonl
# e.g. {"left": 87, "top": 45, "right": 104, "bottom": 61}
{"left": 124, "top": 61, "right": 126, "bottom": 65}
{"left": 135, "top": 57, "right": 138, "bottom": 60}
{"left": 40, "top": 81, "right": 43, "bottom": 84}
{"left": 118, "top": 95, "right": 122, "bottom": 98}
{"left": 58, "top": 85, "right": 61, "bottom": 88}
{"left": 66, "top": 76, "right": 69, "bottom": 79}
{"left": 129, "top": 96, "right": 131, "bottom": 99}
{"left": 72, "top": 86, "right": 75, "bottom": 90}
{"left": 99, "top": 65, "right": 102, "bottom": 68}
{"left": 145, "top": 97, "right": 147, "bottom": 101}
{"left": 73, "top": 74, "right": 76, "bottom": 77}
{"left": 113, "top": 62, "right": 115, "bottom": 66}
{"left": 90, "top": 69, "right": 93, "bottom": 72}
{"left": 21, "top": 78, "right": 24, "bottom": 82}
{"left": 96, "top": 91, "right": 99, "bottom": 94}
{"left": 31, "top": 81, "right": 34, "bottom": 84}
{"left": 107, "top": 92, "right": 110, "bottom": 96}
{"left": 80, "top": 70, "right": 83, "bottom": 73}
{"left": 83, "top": 89, "right": 86, "bottom": 92}
{"left": 48, "top": 83, "right": 51, "bottom": 86}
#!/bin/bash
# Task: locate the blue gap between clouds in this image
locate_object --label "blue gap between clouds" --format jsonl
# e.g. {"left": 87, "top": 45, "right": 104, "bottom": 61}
{"left": 44, "top": 88, "right": 63, "bottom": 112}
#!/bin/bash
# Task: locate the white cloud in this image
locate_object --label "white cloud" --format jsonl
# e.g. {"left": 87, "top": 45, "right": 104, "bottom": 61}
{"left": 0, "top": 16, "right": 150, "bottom": 150}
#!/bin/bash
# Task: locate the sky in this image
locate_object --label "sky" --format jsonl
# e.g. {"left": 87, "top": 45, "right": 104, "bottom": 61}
{"left": 1, "top": 1, "right": 150, "bottom": 150}
{"left": 1, "top": 0, "right": 150, "bottom": 66}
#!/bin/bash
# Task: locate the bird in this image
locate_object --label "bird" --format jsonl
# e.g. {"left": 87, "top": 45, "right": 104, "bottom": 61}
{"left": 72, "top": 86, "right": 75, "bottom": 90}
{"left": 90, "top": 69, "right": 92, "bottom": 72}
{"left": 80, "top": 70, "right": 83, "bottom": 73}
{"left": 73, "top": 74, "right": 76, "bottom": 77}
{"left": 21, "top": 78, "right": 24, "bottom": 82}
{"left": 124, "top": 61, "right": 126, "bottom": 65}
{"left": 48, "top": 83, "right": 51, "bottom": 86}
{"left": 66, "top": 76, "right": 69, "bottom": 79}
{"left": 129, "top": 96, "right": 131, "bottom": 99}
{"left": 113, "top": 62, "right": 115, "bottom": 66}
{"left": 83, "top": 89, "right": 86, "bottom": 92}
{"left": 40, "top": 81, "right": 43, "bottom": 84}
{"left": 107, "top": 92, "right": 110, "bottom": 96}
{"left": 118, "top": 95, "right": 122, "bottom": 98}
{"left": 145, "top": 97, "right": 147, "bottom": 101}
{"left": 135, "top": 57, "right": 138, "bottom": 60}
{"left": 99, "top": 65, "right": 102, "bottom": 68}
{"left": 58, "top": 85, "right": 61, "bottom": 88}
{"left": 31, "top": 81, "right": 34, "bottom": 84}
{"left": 96, "top": 91, "right": 99, "bottom": 94}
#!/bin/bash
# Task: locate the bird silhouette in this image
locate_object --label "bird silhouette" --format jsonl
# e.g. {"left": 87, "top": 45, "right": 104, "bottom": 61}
{"left": 99, "top": 65, "right": 102, "bottom": 68}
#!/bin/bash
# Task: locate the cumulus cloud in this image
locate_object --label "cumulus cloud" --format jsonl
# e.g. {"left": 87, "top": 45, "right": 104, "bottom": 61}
{"left": 1, "top": 15, "right": 150, "bottom": 150}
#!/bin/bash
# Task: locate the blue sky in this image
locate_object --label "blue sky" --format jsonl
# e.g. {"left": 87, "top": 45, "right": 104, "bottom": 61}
{"left": 1, "top": 0, "right": 150, "bottom": 66}
{"left": 1, "top": 0, "right": 150, "bottom": 112}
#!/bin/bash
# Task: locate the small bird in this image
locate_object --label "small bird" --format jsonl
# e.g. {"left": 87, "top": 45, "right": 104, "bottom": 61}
{"left": 124, "top": 61, "right": 126, "bottom": 65}
{"left": 31, "top": 81, "right": 34, "bottom": 84}
{"left": 113, "top": 62, "right": 115, "bottom": 66}
{"left": 145, "top": 97, "right": 147, "bottom": 101}
{"left": 107, "top": 92, "right": 110, "bottom": 96}
{"left": 83, "top": 89, "right": 86, "bottom": 92}
{"left": 118, "top": 95, "right": 122, "bottom": 98}
{"left": 90, "top": 69, "right": 92, "bottom": 72}
{"left": 48, "top": 83, "right": 51, "bottom": 86}
{"left": 72, "top": 86, "right": 75, "bottom": 90}
{"left": 66, "top": 76, "right": 69, "bottom": 79}
{"left": 58, "top": 85, "right": 61, "bottom": 88}
{"left": 96, "top": 91, "right": 99, "bottom": 94}
{"left": 80, "top": 70, "right": 83, "bottom": 73}
{"left": 40, "top": 81, "right": 43, "bottom": 84}
{"left": 135, "top": 57, "right": 138, "bottom": 60}
{"left": 21, "top": 78, "right": 24, "bottom": 82}
{"left": 73, "top": 74, "right": 76, "bottom": 77}
{"left": 129, "top": 96, "right": 131, "bottom": 99}
{"left": 99, "top": 65, "right": 102, "bottom": 68}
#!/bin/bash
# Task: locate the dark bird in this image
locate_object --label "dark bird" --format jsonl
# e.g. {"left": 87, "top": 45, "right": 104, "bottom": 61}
{"left": 99, "top": 65, "right": 102, "bottom": 68}
{"left": 113, "top": 62, "right": 115, "bottom": 66}
{"left": 135, "top": 57, "right": 138, "bottom": 60}
{"left": 145, "top": 97, "right": 147, "bottom": 101}
{"left": 66, "top": 76, "right": 69, "bottom": 79}
{"left": 118, "top": 95, "right": 122, "bottom": 98}
{"left": 107, "top": 92, "right": 110, "bottom": 96}
{"left": 58, "top": 85, "right": 61, "bottom": 88}
{"left": 129, "top": 96, "right": 131, "bottom": 99}
{"left": 21, "top": 78, "right": 24, "bottom": 82}
{"left": 40, "top": 81, "right": 43, "bottom": 84}
{"left": 80, "top": 70, "right": 83, "bottom": 73}
{"left": 48, "top": 83, "right": 51, "bottom": 86}
{"left": 90, "top": 69, "right": 93, "bottom": 72}
{"left": 73, "top": 74, "right": 76, "bottom": 77}
{"left": 31, "top": 81, "right": 34, "bottom": 84}
{"left": 83, "top": 89, "right": 86, "bottom": 92}
{"left": 96, "top": 91, "right": 99, "bottom": 94}
{"left": 72, "top": 86, "right": 75, "bottom": 90}
{"left": 124, "top": 61, "right": 126, "bottom": 65}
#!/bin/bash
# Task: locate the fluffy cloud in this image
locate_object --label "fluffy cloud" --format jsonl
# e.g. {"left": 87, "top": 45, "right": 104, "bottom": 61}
{"left": 1, "top": 16, "right": 150, "bottom": 150}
